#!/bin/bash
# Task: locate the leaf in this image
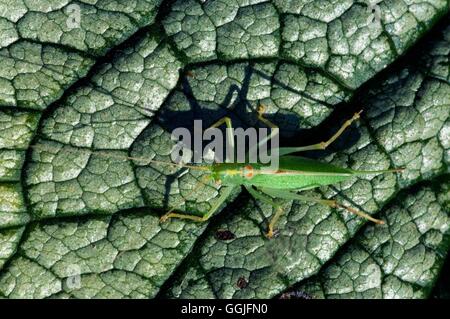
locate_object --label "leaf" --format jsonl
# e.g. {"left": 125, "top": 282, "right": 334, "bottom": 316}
{"left": 0, "top": 0, "right": 448, "bottom": 299}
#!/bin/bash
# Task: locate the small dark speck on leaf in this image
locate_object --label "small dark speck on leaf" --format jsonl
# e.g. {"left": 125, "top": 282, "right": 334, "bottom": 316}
{"left": 186, "top": 71, "right": 194, "bottom": 77}
{"left": 237, "top": 277, "right": 248, "bottom": 289}
{"left": 279, "top": 291, "right": 313, "bottom": 299}
{"left": 215, "top": 229, "right": 236, "bottom": 241}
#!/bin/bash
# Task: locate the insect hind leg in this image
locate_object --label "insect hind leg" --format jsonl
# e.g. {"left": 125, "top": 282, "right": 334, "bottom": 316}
{"left": 259, "top": 187, "right": 385, "bottom": 225}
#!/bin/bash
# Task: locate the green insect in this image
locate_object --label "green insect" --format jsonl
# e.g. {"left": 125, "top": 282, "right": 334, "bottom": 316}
{"left": 30, "top": 106, "right": 403, "bottom": 239}
{"left": 158, "top": 106, "right": 403, "bottom": 238}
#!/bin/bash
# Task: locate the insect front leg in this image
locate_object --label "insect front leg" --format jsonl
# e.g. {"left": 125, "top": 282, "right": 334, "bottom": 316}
{"left": 247, "top": 104, "right": 280, "bottom": 160}
{"left": 160, "top": 186, "right": 234, "bottom": 223}
{"left": 160, "top": 117, "right": 237, "bottom": 223}
{"left": 259, "top": 187, "right": 384, "bottom": 225}
{"left": 278, "top": 111, "right": 363, "bottom": 156}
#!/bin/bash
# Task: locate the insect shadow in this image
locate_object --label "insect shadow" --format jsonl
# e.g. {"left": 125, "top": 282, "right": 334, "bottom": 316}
{"left": 157, "top": 64, "right": 311, "bottom": 136}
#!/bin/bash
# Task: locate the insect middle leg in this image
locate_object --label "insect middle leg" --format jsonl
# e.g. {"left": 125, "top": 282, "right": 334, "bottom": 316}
{"left": 278, "top": 110, "right": 363, "bottom": 156}
{"left": 245, "top": 185, "right": 284, "bottom": 239}
{"left": 256, "top": 104, "right": 278, "bottom": 130}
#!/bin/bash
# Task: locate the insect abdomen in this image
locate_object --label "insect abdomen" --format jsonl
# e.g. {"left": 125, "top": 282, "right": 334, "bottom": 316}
{"left": 247, "top": 173, "right": 350, "bottom": 189}
{"left": 213, "top": 156, "right": 354, "bottom": 190}
{"left": 250, "top": 156, "right": 353, "bottom": 189}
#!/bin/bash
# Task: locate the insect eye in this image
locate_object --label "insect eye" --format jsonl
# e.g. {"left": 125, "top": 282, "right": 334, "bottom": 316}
{"left": 242, "top": 165, "right": 254, "bottom": 179}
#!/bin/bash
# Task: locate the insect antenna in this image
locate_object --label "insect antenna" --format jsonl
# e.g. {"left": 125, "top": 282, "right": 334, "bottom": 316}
{"left": 28, "top": 143, "right": 211, "bottom": 171}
